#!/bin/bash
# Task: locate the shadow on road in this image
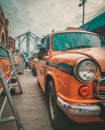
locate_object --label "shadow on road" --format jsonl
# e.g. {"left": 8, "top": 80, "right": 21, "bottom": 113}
{"left": 66, "top": 122, "right": 105, "bottom": 130}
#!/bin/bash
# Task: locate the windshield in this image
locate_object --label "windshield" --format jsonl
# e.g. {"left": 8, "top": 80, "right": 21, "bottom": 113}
{"left": 0, "top": 46, "right": 9, "bottom": 59}
{"left": 52, "top": 32, "right": 105, "bottom": 51}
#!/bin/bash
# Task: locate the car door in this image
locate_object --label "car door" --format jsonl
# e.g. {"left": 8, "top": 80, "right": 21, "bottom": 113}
{"left": 37, "top": 36, "right": 50, "bottom": 92}
{"left": 0, "top": 46, "right": 10, "bottom": 80}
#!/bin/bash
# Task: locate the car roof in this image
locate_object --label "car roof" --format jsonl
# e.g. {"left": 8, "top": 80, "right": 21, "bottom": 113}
{"left": 49, "top": 29, "right": 97, "bottom": 36}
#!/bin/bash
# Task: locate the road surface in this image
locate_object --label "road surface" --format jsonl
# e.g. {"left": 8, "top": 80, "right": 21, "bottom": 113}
{"left": 0, "top": 69, "right": 105, "bottom": 130}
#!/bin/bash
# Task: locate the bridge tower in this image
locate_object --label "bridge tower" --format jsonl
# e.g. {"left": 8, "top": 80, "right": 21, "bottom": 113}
{"left": 15, "top": 31, "right": 41, "bottom": 56}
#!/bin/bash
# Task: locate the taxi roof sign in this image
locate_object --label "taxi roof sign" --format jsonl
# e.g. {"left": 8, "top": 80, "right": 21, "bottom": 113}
{"left": 65, "top": 27, "right": 83, "bottom": 31}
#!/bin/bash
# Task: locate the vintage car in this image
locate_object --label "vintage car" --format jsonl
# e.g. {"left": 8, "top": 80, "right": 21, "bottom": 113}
{"left": 28, "top": 56, "right": 34, "bottom": 69}
{"left": 31, "top": 52, "right": 38, "bottom": 76}
{"left": 0, "top": 45, "right": 11, "bottom": 93}
{"left": 13, "top": 53, "right": 24, "bottom": 74}
{"left": 36, "top": 28, "right": 105, "bottom": 130}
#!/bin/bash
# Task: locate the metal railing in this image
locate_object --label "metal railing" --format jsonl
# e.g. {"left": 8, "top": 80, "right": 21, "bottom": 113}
{"left": 0, "top": 52, "right": 24, "bottom": 130}
{"left": 0, "top": 69, "right": 24, "bottom": 130}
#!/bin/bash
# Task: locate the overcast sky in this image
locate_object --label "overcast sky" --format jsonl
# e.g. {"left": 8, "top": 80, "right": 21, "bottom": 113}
{"left": 0, "top": 0, "right": 105, "bottom": 38}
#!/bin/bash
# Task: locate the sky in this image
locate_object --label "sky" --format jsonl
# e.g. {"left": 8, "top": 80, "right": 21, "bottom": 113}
{"left": 0, "top": 0, "right": 105, "bottom": 38}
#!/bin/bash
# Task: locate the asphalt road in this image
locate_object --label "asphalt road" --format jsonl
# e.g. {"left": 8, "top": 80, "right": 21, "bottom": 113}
{"left": 0, "top": 69, "right": 105, "bottom": 130}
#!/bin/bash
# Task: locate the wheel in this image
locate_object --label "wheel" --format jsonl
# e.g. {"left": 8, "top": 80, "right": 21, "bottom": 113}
{"left": 47, "top": 80, "right": 69, "bottom": 130}
{"left": 32, "top": 68, "right": 36, "bottom": 76}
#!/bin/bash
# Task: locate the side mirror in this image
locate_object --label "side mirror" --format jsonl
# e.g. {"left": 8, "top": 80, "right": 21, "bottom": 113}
{"left": 41, "top": 38, "right": 46, "bottom": 44}
{"left": 38, "top": 47, "right": 47, "bottom": 60}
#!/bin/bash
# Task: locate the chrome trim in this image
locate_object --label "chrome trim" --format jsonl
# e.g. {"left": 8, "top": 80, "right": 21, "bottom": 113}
{"left": 57, "top": 97, "right": 100, "bottom": 116}
{"left": 74, "top": 58, "right": 97, "bottom": 83}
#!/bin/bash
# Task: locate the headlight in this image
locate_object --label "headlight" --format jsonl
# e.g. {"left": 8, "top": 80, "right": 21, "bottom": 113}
{"left": 74, "top": 59, "right": 97, "bottom": 82}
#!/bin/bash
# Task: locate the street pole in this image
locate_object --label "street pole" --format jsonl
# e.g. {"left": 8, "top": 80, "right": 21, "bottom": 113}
{"left": 79, "top": 0, "right": 87, "bottom": 24}
{"left": 82, "top": 2, "right": 85, "bottom": 24}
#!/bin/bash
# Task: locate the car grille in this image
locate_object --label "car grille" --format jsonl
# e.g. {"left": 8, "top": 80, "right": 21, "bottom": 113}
{"left": 98, "top": 78, "right": 105, "bottom": 99}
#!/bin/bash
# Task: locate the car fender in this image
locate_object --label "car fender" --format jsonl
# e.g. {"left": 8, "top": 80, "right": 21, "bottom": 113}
{"left": 45, "top": 70, "right": 59, "bottom": 94}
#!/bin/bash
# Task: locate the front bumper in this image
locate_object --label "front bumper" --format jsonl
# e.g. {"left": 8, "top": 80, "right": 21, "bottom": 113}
{"left": 57, "top": 97, "right": 101, "bottom": 117}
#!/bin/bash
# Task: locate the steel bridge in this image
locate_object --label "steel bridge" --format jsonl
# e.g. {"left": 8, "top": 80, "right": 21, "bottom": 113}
{"left": 15, "top": 31, "right": 42, "bottom": 56}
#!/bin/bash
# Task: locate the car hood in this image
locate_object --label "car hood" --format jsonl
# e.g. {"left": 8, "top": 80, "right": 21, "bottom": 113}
{"left": 53, "top": 47, "right": 105, "bottom": 72}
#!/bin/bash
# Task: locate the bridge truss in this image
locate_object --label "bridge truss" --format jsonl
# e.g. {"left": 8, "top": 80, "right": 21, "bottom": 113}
{"left": 15, "top": 31, "right": 42, "bottom": 56}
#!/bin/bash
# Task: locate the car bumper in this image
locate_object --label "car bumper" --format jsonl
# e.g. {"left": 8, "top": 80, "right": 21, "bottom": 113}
{"left": 57, "top": 97, "right": 101, "bottom": 117}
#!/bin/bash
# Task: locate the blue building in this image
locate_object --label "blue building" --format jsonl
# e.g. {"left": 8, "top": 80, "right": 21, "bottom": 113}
{"left": 80, "top": 12, "right": 105, "bottom": 39}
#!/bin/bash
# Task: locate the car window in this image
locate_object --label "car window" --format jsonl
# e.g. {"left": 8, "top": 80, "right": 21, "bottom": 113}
{"left": 0, "top": 46, "right": 9, "bottom": 59}
{"left": 42, "top": 37, "right": 50, "bottom": 52}
{"left": 52, "top": 32, "right": 105, "bottom": 51}
{"left": 35, "top": 53, "right": 38, "bottom": 58}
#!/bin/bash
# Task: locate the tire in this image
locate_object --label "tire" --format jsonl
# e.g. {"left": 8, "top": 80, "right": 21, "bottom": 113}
{"left": 47, "top": 80, "right": 69, "bottom": 130}
{"left": 32, "top": 68, "right": 36, "bottom": 76}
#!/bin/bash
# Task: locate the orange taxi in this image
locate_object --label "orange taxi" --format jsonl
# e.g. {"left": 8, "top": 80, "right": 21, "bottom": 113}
{"left": 13, "top": 53, "right": 24, "bottom": 74}
{"left": 28, "top": 56, "right": 34, "bottom": 69}
{"left": 0, "top": 45, "right": 11, "bottom": 92}
{"left": 36, "top": 28, "right": 105, "bottom": 130}
{"left": 31, "top": 52, "right": 38, "bottom": 76}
